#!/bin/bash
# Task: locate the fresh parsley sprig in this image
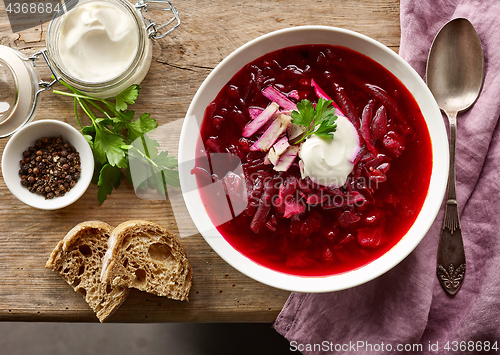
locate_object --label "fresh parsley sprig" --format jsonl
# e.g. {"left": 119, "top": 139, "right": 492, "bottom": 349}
{"left": 53, "top": 82, "right": 179, "bottom": 203}
{"left": 290, "top": 98, "right": 338, "bottom": 144}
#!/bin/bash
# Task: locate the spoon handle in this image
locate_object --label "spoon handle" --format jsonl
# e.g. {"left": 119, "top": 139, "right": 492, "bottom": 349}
{"left": 437, "top": 112, "right": 466, "bottom": 295}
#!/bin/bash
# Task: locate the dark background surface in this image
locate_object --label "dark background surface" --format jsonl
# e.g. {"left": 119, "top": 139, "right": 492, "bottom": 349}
{"left": 0, "top": 322, "right": 295, "bottom": 354}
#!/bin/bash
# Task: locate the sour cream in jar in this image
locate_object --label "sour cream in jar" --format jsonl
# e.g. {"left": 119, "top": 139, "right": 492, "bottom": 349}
{"left": 46, "top": 0, "right": 153, "bottom": 98}
{"left": 58, "top": 1, "right": 139, "bottom": 83}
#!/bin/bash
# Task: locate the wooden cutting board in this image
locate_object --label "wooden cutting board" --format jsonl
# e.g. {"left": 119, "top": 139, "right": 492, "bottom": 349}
{"left": 0, "top": 0, "right": 401, "bottom": 322}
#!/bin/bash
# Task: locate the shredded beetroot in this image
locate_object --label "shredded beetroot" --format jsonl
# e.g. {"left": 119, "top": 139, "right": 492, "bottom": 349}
{"left": 242, "top": 102, "right": 279, "bottom": 137}
{"left": 250, "top": 179, "right": 278, "bottom": 234}
{"left": 306, "top": 191, "right": 328, "bottom": 205}
{"left": 311, "top": 78, "right": 332, "bottom": 101}
{"left": 274, "top": 176, "right": 306, "bottom": 218}
{"left": 333, "top": 82, "right": 360, "bottom": 129}
{"left": 382, "top": 131, "right": 405, "bottom": 157}
{"left": 339, "top": 210, "right": 361, "bottom": 227}
{"left": 346, "top": 191, "right": 366, "bottom": 205}
{"left": 290, "top": 210, "right": 322, "bottom": 237}
{"left": 371, "top": 105, "right": 388, "bottom": 141}
{"left": 283, "top": 196, "right": 306, "bottom": 218}
{"left": 311, "top": 78, "right": 345, "bottom": 114}
{"left": 364, "top": 84, "right": 401, "bottom": 117}
{"left": 205, "top": 137, "right": 223, "bottom": 153}
{"left": 360, "top": 100, "right": 376, "bottom": 153}
{"left": 261, "top": 86, "right": 297, "bottom": 111}
{"left": 297, "top": 177, "right": 314, "bottom": 194}
{"left": 248, "top": 107, "right": 263, "bottom": 120}
{"left": 275, "top": 176, "right": 299, "bottom": 212}
{"left": 357, "top": 221, "right": 385, "bottom": 248}
{"left": 243, "top": 176, "right": 264, "bottom": 217}
{"left": 287, "top": 90, "right": 300, "bottom": 100}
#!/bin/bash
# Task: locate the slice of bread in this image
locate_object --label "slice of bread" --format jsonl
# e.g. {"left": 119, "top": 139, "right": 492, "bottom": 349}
{"left": 46, "top": 221, "right": 129, "bottom": 322}
{"left": 100, "top": 220, "right": 193, "bottom": 301}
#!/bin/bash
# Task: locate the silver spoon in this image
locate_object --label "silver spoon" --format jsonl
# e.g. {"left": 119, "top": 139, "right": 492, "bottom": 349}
{"left": 426, "top": 18, "right": 484, "bottom": 295}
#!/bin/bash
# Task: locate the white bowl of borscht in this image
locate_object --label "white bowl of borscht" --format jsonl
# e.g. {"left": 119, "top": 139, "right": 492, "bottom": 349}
{"left": 179, "top": 26, "right": 448, "bottom": 292}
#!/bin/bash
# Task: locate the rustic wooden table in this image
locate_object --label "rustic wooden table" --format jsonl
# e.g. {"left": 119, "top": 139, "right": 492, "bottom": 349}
{"left": 0, "top": 0, "right": 401, "bottom": 322}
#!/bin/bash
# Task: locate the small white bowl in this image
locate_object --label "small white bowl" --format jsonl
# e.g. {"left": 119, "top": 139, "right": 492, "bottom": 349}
{"left": 2, "top": 119, "right": 94, "bottom": 210}
{"left": 179, "top": 26, "right": 449, "bottom": 292}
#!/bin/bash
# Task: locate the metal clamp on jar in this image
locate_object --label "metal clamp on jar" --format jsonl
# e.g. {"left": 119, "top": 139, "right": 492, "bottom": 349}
{"left": 0, "top": 0, "right": 180, "bottom": 138}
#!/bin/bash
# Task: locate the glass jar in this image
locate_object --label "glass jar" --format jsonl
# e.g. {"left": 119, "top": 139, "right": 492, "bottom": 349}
{"left": 0, "top": 0, "right": 179, "bottom": 137}
{"left": 0, "top": 46, "right": 41, "bottom": 138}
{"left": 46, "top": 0, "right": 153, "bottom": 98}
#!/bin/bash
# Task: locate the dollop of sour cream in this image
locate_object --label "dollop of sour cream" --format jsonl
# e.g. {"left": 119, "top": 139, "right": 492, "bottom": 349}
{"left": 299, "top": 115, "right": 360, "bottom": 187}
{"left": 58, "top": 1, "right": 139, "bottom": 83}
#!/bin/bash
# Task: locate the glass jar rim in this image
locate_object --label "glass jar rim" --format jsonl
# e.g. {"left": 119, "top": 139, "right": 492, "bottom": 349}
{"left": 46, "top": 0, "right": 148, "bottom": 89}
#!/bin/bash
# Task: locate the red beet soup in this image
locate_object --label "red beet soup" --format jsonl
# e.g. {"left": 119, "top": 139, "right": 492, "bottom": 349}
{"left": 192, "top": 44, "right": 432, "bottom": 276}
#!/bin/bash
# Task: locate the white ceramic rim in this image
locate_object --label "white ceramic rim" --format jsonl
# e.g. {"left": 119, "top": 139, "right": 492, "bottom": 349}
{"left": 179, "top": 25, "right": 449, "bottom": 292}
{"left": 1, "top": 119, "right": 94, "bottom": 210}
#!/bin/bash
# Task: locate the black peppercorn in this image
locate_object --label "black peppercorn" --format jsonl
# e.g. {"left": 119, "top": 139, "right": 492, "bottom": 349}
{"left": 18, "top": 136, "right": 82, "bottom": 199}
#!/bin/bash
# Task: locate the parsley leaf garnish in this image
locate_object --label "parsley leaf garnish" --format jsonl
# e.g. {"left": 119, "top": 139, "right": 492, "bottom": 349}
{"left": 54, "top": 83, "right": 179, "bottom": 203}
{"left": 290, "top": 98, "right": 338, "bottom": 144}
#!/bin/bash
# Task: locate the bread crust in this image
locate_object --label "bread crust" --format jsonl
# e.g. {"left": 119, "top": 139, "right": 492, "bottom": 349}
{"left": 101, "top": 220, "right": 193, "bottom": 301}
{"left": 46, "top": 221, "right": 129, "bottom": 322}
{"left": 46, "top": 221, "right": 111, "bottom": 266}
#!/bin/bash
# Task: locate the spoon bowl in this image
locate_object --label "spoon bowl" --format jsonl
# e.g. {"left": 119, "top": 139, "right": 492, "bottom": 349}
{"left": 426, "top": 18, "right": 484, "bottom": 116}
{"left": 426, "top": 17, "right": 484, "bottom": 295}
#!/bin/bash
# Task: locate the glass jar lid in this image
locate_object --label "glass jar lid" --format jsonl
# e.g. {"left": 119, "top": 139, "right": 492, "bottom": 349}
{"left": 0, "top": 45, "right": 40, "bottom": 139}
{"left": 0, "top": 58, "right": 19, "bottom": 124}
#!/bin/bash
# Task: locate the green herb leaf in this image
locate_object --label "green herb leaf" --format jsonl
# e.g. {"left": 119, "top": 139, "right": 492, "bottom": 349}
{"left": 109, "top": 110, "right": 135, "bottom": 124}
{"left": 82, "top": 134, "right": 94, "bottom": 148}
{"left": 114, "top": 84, "right": 140, "bottom": 112}
{"left": 313, "top": 106, "right": 337, "bottom": 140}
{"left": 162, "top": 169, "right": 180, "bottom": 187}
{"left": 291, "top": 99, "right": 315, "bottom": 128}
{"left": 126, "top": 113, "right": 158, "bottom": 144}
{"left": 94, "top": 129, "right": 128, "bottom": 168}
{"left": 54, "top": 83, "right": 180, "bottom": 203}
{"left": 155, "top": 150, "right": 178, "bottom": 170}
{"left": 97, "top": 164, "right": 124, "bottom": 203}
{"left": 290, "top": 98, "right": 337, "bottom": 143}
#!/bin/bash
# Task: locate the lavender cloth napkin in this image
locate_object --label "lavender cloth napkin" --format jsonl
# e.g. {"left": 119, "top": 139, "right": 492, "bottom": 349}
{"left": 274, "top": 1, "right": 500, "bottom": 353}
